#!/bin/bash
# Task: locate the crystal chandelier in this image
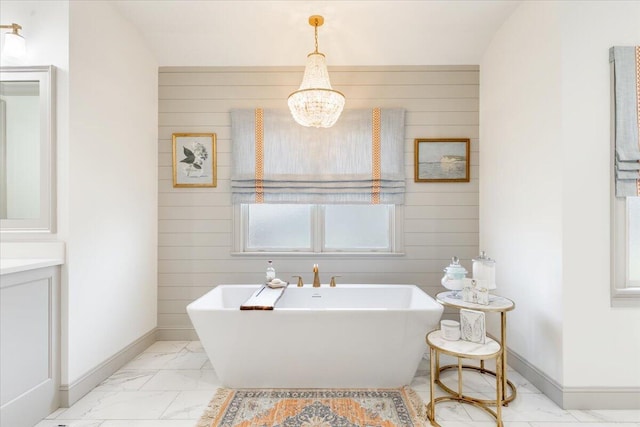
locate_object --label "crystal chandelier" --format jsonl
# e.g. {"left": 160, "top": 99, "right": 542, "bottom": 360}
{"left": 288, "top": 15, "right": 345, "bottom": 128}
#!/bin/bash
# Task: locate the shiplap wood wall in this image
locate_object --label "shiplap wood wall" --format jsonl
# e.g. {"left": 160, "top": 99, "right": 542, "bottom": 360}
{"left": 158, "top": 66, "right": 479, "bottom": 338}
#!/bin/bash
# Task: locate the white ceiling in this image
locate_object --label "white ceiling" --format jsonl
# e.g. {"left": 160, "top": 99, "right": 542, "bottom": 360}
{"left": 110, "top": 0, "right": 521, "bottom": 67}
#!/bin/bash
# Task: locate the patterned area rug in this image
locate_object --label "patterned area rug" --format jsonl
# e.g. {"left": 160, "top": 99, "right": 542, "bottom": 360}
{"left": 196, "top": 387, "right": 427, "bottom": 427}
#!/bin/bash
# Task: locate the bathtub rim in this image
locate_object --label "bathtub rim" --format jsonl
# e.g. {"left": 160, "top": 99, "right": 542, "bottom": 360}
{"left": 186, "top": 283, "right": 444, "bottom": 312}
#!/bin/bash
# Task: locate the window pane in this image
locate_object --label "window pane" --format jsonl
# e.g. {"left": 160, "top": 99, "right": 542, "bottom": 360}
{"left": 247, "top": 204, "right": 311, "bottom": 249}
{"left": 324, "top": 205, "right": 391, "bottom": 250}
{"left": 629, "top": 197, "right": 640, "bottom": 281}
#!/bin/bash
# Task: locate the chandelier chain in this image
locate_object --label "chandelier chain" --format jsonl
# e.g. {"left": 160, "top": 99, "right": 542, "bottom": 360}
{"left": 314, "top": 19, "right": 319, "bottom": 53}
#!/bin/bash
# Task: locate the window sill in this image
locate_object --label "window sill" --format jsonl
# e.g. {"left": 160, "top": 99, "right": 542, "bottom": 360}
{"left": 231, "top": 251, "right": 406, "bottom": 258}
{"left": 611, "top": 287, "right": 640, "bottom": 307}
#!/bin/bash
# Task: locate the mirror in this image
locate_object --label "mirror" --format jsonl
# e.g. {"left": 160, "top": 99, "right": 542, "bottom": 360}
{"left": 0, "top": 66, "right": 55, "bottom": 233}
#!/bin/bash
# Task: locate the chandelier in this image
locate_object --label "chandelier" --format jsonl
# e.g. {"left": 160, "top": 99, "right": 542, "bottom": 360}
{"left": 288, "top": 15, "right": 345, "bottom": 128}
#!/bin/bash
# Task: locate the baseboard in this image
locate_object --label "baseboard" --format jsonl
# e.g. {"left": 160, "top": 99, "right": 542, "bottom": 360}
{"left": 562, "top": 387, "right": 640, "bottom": 409}
{"left": 508, "top": 348, "right": 640, "bottom": 409}
{"left": 156, "top": 327, "right": 198, "bottom": 341}
{"left": 59, "top": 328, "right": 157, "bottom": 407}
{"left": 506, "top": 348, "right": 564, "bottom": 406}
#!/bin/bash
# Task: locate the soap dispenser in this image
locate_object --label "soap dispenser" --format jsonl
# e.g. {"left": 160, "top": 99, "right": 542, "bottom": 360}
{"left": 265, "top": 260, "right": 276, "bottom": 282}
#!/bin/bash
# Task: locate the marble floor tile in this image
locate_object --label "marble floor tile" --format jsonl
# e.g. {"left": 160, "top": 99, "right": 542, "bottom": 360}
{"left": 161, "top": 348, "right": 209, "bottom": 370}
{"left": 93, "top": 369, "right": 157, "bottom": 391}
{"left": 45, "top": 408, "right": 67, "bottom": 419}
{"left": 435, "top": 423, "right": 531, "bottom": 427}
{"left": 410, "top": 373, "right": 430, "bottom": 391}
{"left": 35, "top": 341, "right": 640, "bottom": 427}
{"left": 160, "top": 390, "right": 216, "bottom": 420}
{"left": 141, "top": 369, "right": 220, "bottom": 391}
{"left": 184, "top": 341, "right": 204, "bottom": 352}
{"left": 121, "top": 352, "right": 180, "bottom": 370}
{"left": 413, "top": 388, "right": 475, "bottom": 422}
{"left": 143, "top": 341, "right": 189, "bottom": 353}
{"left": 465, "top": 392, "right": 579, "bottom": 423}
{"left": 531, "top": 423, "right": 640, "bottom": 427}
{"left": 34, "top": 421, "right": 104, "bottom": 427}
{"left": 569, "top": 409, "right": 640, "bottom": 423}
{"left": 100, "top": 421, "right": 197, "bottom": 427}
{"left": 56, "top": 391, "right": 180, "bottom": 420}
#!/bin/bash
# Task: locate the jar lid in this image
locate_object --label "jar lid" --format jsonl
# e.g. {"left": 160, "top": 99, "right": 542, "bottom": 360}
{"left": 444, "top": 256, "right": 468, "bottom": 274}
{"left": 472, "top": 251, "right": 495, "bottom": 265}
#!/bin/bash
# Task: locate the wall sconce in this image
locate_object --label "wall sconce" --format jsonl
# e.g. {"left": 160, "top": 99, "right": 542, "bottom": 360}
{"left": 1, "top": 23, "right": 26, "bottom": 60}
{"left": 288, "top": 15, "right": 345, "bottom": 128}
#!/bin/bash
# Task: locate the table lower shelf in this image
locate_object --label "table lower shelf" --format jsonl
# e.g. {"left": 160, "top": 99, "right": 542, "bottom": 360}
{"left": 437, "top": 364, "right": 517, "bottom": 406}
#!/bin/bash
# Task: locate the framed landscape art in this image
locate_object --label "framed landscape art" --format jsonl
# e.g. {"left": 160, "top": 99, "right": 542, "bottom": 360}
{"left": 414, "top": 138, "right": 470, "bottom": 183}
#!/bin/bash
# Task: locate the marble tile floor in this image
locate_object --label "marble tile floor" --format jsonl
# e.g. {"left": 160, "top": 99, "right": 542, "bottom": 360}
{"left": 36, "top": 341, "right": 640, "bottom": 427}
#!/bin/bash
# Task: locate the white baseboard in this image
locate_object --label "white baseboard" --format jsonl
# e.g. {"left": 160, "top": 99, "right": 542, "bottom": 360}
{"left": 562, "top": 387, "right": 640, "bottom": 409}
{"left": 157, "top": 327, "right": 199, "bottom": 341}
{"left": 59, "top": 328, "right": 157, "bottom": 407}
{"left": 508, "top": 348, "right": 640, "bottom": 409}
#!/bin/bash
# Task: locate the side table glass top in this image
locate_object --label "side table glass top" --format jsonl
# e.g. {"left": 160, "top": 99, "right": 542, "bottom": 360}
{"left": 436, "top": 290, "right": 515, "bottom": 312}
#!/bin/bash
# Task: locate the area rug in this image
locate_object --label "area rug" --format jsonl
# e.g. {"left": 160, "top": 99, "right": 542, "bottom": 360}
{"left": 196, "top": 387, "right": 427, "bottom": 427}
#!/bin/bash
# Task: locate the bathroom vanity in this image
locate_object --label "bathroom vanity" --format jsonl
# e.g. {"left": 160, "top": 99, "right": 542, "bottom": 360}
{"left": 0, "top": 255, "right": 63, "bottom": 427}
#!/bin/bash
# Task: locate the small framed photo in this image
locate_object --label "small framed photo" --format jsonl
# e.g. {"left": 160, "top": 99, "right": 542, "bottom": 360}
{"left": 460, "top": 308, "right": 486, "bottom": 344}
{"left": 172, "top": 133, "right": 217, "bottom": 188}
{"left": 414, "top": 138, "right": 470, "bottom": 182}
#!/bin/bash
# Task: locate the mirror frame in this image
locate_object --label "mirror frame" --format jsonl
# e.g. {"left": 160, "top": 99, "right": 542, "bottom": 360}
{"left": 0, "top": 65, "right": 55, "bottom": 234}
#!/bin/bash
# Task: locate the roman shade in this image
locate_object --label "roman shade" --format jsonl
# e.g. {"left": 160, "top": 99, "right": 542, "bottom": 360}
{"left": 231, "top": 108, "right": 405, "bottom": 204}
{"left": 610, "top": 46, "right": 640, "bottom": 197}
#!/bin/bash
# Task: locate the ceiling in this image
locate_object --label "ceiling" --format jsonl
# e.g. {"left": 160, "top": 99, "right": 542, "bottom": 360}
{"left": 110, "top": 0, "right": 521, "bottom": 67}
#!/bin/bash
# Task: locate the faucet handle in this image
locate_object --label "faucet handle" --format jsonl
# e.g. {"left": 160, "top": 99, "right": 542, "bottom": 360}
{"left": 330, "top": 276, "right": 341, "bottom": 287}
{"left": 292, "top": 275, "right": 304, "bottom": 287}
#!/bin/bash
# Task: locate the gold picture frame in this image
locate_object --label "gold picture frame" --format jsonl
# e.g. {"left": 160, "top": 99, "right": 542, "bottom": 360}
{"left": 172, "top": 133, "right": 217, "bottom": 188}
{"left": 414, "top": 138, "right": 470, "bottom": 182}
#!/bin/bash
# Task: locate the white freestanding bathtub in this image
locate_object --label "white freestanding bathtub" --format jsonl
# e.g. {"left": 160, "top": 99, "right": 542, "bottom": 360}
{"left": 187, "top": 284, "right": 443, "bottom": 388}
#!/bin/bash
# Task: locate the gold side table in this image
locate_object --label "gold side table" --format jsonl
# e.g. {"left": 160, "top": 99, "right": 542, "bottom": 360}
{"left": 435, "top": 290, "right": 516, "bottom": 406}
{"left": 426, "top": 330, "right": 504, "bottom": 427}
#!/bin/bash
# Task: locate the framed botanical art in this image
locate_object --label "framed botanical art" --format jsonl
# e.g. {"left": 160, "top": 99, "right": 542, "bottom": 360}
{"left": 172, "top": 133, "right": 217, "bottom": 188}
{"left": 414, "top": 138, "right": 470, "bottom": 182}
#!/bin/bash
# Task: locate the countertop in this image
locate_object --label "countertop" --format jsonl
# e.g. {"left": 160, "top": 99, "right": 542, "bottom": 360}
{"left": 0, "top": 258, "right": 64, "bottom": 275}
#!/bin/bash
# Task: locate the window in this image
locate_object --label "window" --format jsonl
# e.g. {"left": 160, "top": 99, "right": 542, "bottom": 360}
{"left": 237, "top": 204, "right": 399, "bottom": 254}
{"left": 612, "top": 196, "right": 640, "bottom": 304}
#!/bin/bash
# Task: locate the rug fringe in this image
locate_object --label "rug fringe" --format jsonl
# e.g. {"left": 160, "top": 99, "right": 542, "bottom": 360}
{"left": 196, "top": 387, "right": 233, "bottom": 427}
{"left": 403, "top": 386, "right": 428, "bottom": 427}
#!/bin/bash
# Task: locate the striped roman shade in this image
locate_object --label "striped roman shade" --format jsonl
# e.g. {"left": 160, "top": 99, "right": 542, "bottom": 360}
{"left": 610, "top": 46, "right": 640, "bottom": 197}
{"left": 231, "top": 108, "right": 406, "bottom": 204}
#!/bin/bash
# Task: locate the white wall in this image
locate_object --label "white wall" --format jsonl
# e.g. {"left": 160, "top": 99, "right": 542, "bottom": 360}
{"left": 481, "top": 0, "right": 640, "bottom": 401}
{"left": 556, "top": 2, "right": 640, "bottom": 389}
{"left": 480, "top": 1, "right": 564, "bottom": 384}
{"left": 66, "top": 1, "right": 158, "bottom": 385}
{"left": 2, "top": 0, "right": 158, "bottom": 401}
